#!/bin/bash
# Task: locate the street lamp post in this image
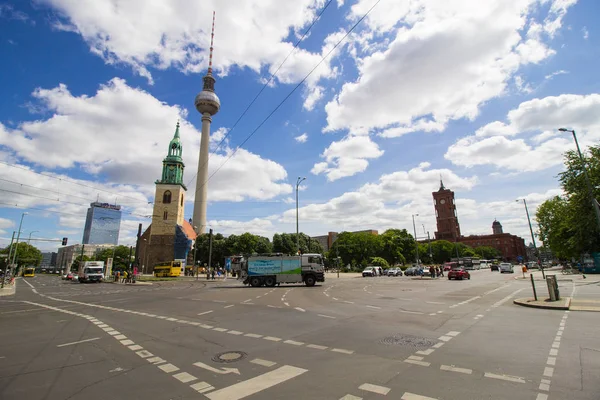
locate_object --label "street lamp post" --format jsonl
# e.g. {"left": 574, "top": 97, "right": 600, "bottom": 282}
{"left": 516, "top": 198, "right": 544, "bottom": 278}
{"left": 6, "top": 212, "right": 27, "bottom": 284}
{"left": 27, "top": 230, "right": 39, "bottom": 245}
{"left": 296, "top": 177, "right": 306, "bottom": 255}
{"left": 558, "top": 128, "right": 600, "bottom": 234}
{"left": 412, "top": 214, "right": 420, "bottom": 267}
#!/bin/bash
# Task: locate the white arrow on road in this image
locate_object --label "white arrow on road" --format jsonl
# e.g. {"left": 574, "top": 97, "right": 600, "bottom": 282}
{"left": 193, "top": 361, "right": 240, "bottom": 375}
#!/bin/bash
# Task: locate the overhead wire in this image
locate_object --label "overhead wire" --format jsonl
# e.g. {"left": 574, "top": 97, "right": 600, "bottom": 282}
{"left": 192, "top": 0, "right": 382, "bottom": 195}
{"left": 185, "top": 0, "right": 335, "bottom": 188}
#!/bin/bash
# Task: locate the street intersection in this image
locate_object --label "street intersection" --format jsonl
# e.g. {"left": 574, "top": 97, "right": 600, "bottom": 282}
{"left": 0, "top": 270, "right": 598, "bottom": 400}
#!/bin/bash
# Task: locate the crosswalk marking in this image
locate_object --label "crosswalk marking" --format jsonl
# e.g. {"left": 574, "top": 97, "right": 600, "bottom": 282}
{"left": 205, "top": 365, "right": 308, "bottom": 400}
{"left": 250, "top": 358, "right": 276, "bottom": 367}
{"left": 404, "top": 359, "right": 430, "bottom": 367}
{"left": 173, "top": 372, "right": 197, "bottom": 383}
{"left": 158, "top": 363, "right": 179, "bottom": 373}
{"left": 401, "top": 392, "right": 438, "bottom": 399}
{"left": 359, "top": 383, "right": 390, "bottom": 395}
{"left": 339, "top": 395, "right": 362, "bottom": 400}
{"left": 190, "top": 381, "right": 214, "bottom": 393}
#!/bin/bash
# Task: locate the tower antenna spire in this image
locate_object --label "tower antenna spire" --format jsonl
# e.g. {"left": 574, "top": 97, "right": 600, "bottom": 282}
{"left": 208, "top": 11, "right": 215, "bottom": 75}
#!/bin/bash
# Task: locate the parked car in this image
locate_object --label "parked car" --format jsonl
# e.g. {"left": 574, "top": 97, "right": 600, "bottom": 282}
{"left": 404, "top": 267, "right": 417, "bottom": 276}
{"left": 448, "top": 267, "right": 470, "bottom": 280}
{"left": 490, "top": 263, "right": 499, "bottom": 271}
{"left": 387, "top": 268, "right": 402, "bottom": 276}
{"left": 362, "top": 267, "right": 376, "bottom": 277}
{"left": 499, "top": 263, "right": 514, "bottom": 273}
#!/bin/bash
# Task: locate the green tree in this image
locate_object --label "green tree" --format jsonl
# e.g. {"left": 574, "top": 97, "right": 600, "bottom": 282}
{"left": 272, "top": 233, "right": 323, "bottom": 254}
{"left": 71, "top": 255, "right": 90, "bottom": 270}
{"left": 96, "top": 245, "right": 131, "bottom": 270}
{"left": 537, "top": 196, "right": 576, "bottom": 259}
{"left": 330, "top": 231, "right": 382, "bottom": 269}
{"left": 370, "top": 257, "right": 390, "bottom": 268}
{"left": 379, "top": 229, "right": 414, "bottom": 265}
{"left": 473, "top": 245, "right": 501, "bottom": 259}
{"left": 0, "top": 242, "right": 42, "bottom": 269}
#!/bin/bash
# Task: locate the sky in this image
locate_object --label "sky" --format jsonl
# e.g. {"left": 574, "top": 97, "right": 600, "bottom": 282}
{"left": 1, "top": 0, "right": 599, "bottom": 253}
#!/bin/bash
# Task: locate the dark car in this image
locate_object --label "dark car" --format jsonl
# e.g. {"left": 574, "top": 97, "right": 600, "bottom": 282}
{"left": 448, "top": 267, "right": 470, "bottom": 280}
{"left": 490, "top": 263, "right": 499, "bottom": 271}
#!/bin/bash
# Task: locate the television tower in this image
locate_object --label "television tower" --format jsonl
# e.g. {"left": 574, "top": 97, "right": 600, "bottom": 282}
{"left": 193, "top": 11, "right": 220, "bottom": 234}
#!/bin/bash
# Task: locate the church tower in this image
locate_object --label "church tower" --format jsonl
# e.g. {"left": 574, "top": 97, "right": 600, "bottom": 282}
{"left": 138, "top": 122, "right": 197, "bottom": 274}
{"left": 433, "top": 179, "right": 461, "bottom": 241}
{"left": 151, "top": 121, "right": 186, "bottom": 236}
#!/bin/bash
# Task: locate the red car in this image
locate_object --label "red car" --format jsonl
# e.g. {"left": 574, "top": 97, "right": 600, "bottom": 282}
{"left": 448, "top": 267, "right": 470, "bottom": 280}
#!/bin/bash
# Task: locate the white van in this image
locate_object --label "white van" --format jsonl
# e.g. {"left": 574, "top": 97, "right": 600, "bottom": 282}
{"left": 499, "top": 263, "right": 514, "bottom": 273}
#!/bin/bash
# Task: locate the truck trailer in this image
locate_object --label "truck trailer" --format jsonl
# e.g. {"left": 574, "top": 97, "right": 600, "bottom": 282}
{"left": 232, "top": 253, "right": 325, "bottom": 287}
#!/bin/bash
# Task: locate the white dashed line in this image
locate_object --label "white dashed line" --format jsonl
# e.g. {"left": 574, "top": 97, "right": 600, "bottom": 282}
{"left": 432, "top": 342, "right": 444, "bottom": 349}
{"left": 440, "top": 365, "right": 472, "bottom": 374}
{"left": 416, "top": 349, "right": 434, "bottom": 356}
{"left": 331, "top": 348, "right": 354, "bottom": 354}
{"left": 339, "top": 395, "right": 362, "bottom": 400}
{"left": 284, "top": 302, "right": 290, "bottom": 307}
{"left": 343, "top": 300, "right": 354, "bottom": 304}
{"left": 283, "top": 340, "right": 304, "bottom": 346}
{"left": 158, "top": 363, "right": 179, "bottom": 373}
{"left": 401, "top": 393, "right": 438, "bottom": 400}
{"left": 407, "top": 355, "right": 423, "bottom": 361}
{"left": 359, "top": 383, "right": 391, "bottom": 395}
{"left": 190, "top": 381, "right": 215, "bottom": 393}
{"left": 543, "top": 367, "right": 554, "bottom": 377}
{"left": 399, "top": 310, "right": 424, "bottom": 315}
{"left": 306, "top": 344, "right": 328, "bottom": 350}
{"left": 403, "top": 359, "right": 431, "bottom": 367}
{"left": 447, "top": 331, "right": 460, "bottom": 337}
{"left": 244, "top": 333, "right": 263, "bottom": 338}
{"left": 224, "top": 305, "right": 234, "bottom": 309}
{"left": 366, "top": 305, "right": 381, "bottom": 309}
{"left": 173, "top": 372, "right": 197, "bottom": 383}
{"left": 484, "top": 372, "right": 526, "bottom": 383}
{"left": 197, "top": 310, "right": 213, "bottom": 316}
{"left": 438, "top": 336, "right": 452, "bottom": 342}
{"left": 294, "top": 307, "right": 305, "bottom": 312}
{"left": 227, "top": 330, "right": 243, "bottom": 335}
{"left": 536, "top": 394, "right": 548, "bottom": 400}
{"left": 213, "top": 327, "right": 228, "bottom": 332}
{"left": 263, "top": 336, "right": 282, "bottom": 342}
{"left": 56, "top": 337, "right": 100, "bottom": 347}
{"left": 251, "top": 358, "right": 277, "bottom": 367}
{"left": 318, "top": 314, "right": 336, "bottom": 319}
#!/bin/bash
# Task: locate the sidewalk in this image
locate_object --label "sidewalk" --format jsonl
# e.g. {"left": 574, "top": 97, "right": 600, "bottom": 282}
{"left": 0, "top": 279, "right": 16, "bottom": 296}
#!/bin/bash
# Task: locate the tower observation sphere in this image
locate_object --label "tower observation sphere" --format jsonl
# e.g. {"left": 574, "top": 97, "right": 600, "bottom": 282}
{"left": 194, "top": 85, "right": 220, "bottom": 116}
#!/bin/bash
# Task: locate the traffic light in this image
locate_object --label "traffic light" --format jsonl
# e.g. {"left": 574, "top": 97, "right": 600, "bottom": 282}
{"left": 62, "top": 237, "right": 68, "bottom": 246}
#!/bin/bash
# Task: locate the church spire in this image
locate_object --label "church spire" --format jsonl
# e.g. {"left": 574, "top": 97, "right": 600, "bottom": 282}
{"left": 156, "top": 121, "right": 186, "bottom": 189}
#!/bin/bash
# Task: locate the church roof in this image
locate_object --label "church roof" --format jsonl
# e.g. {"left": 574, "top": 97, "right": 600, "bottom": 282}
{"left": 181, "top": 220, "right": 197, "bottom": 241}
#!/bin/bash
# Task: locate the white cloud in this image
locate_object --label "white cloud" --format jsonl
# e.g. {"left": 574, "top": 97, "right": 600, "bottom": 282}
{"left": 210, "top": 127, "right": 229, "bottom": 150}
{"left": 0, "top": 78, "right": 292, "bottom": 204}
{"left": 324, "top": 0, "right": 566, "bottom": 137}
{"left": 295, "top": 133, "right": 308, "bottom": 143}
{"left": 39, "top": 0, "right": 337, "bottom": 93}
{"left": 543, "top": 0, "right": 578, "bottom": 37}
{"left": 311, "top": 135, "right": 383, "bottom": 181}
{"left": 303, "top": 86, "right": 324, "bottom": 111}
{"left": 446, "top": 93, "right": 600, "bottom": 171}
{"left": 544, "top": 69, "right": 568, "bottom": 80}
{"left": 0, "top": 217, "right": 14, "bottom": 235}
{"left": 208, "top": 218, "right": 275, "bottom": 237}
{"left": 514, "top": 75, "right": 534, "bottom": 94}
{"left": 286, "top": 162, "right": 478, "bottom": 233}
{"left": 582, "top": 26, "right": 589, "bottom": 39}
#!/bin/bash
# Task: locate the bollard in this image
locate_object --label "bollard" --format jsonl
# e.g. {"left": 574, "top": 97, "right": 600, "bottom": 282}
{"left": 530, "top": 273, "right": 537, "bottom": 301}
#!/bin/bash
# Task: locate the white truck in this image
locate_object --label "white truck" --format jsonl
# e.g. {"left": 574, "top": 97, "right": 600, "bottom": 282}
{"left": 232, "top": 253, "right": 325, "bottom": 287}
{"left": 78, "top": 261, "right": 104, "bottom": 283}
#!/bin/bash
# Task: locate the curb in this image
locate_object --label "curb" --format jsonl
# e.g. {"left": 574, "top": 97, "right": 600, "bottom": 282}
{"left": 513, "top": 297, "right": 571, "bottom": 310}
{"left": 0, "top": 280, "right": 16, "bottom": 297}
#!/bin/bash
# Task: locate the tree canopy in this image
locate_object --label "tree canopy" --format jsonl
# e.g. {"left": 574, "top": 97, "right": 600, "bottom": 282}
{"left": 0, "top": 242, "right": 42, "bottom": 268}
{"left": 537, "top": 144, "right": 600, "bottom": 259}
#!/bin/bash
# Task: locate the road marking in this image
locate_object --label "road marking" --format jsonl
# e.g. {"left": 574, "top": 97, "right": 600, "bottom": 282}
{"left": 198, "top": 310, "right": 214, "bottom": 316}
{"left": 173, "top": 372, "right": 197, "bottom": 383}
{"left": 147, "top": 357, "right": 165, "bottom": 364}
{"left": 407, "top": 355, "right": 423, "bottom": 361}
{"left": 539, "top": 382, "right": 550, "bottom": 391}
{"left": 318, "top": 314, "right": 336, "bottom": 319}
{"left": 120, "top": 339, "right": 134, "bottom": 346}
{"left": 416, "top": 349, "right": 434, "bottom": 356}
{"left": 440, "top": 365, "right": 472, "bottom": 374}
{"left": 224, "top": 305, "right": 234, "bottom": 309}
{"left": 158, "top": 363, "right": 180, "bottom": 373}
{"left": 401, "top": 393, "right": 438, "bottom": 400}
{"left": 332, "top": 297, "right": 339, "bottom": 301}
{"left": 484, "top": 372, "right": 526, "bottom": 383}
{"left": 294, "top": 307, "right": 306, "bottom": 312}
{"left": 426, "top": 301, "right": 445, "bottom": 305}
{"left": 190, "top": 381, "right": 215, "bottom": 393}
{"left": 549, "top": 348, "right": 558, "bottom": 356}
{"left": 432, "top": 342, "right": 444, "bottom": 349}
{"left": 543, "top": 367, "right": 554, "bottom": 377}
{"left": 213, "top": 300, "right": 227, "bottom": 303}
{"left": 339, "top": 395, "right": 362, "bottom": 400}
{"left": 331, "top": 348, "right": 354, "bottom": 354}
{"left": 243, "top": 299, "right": 252, "bottom": 303}
{"left": 547, "top": 357, "right": 556, "bottom": 366}
{"left": 244, "top": 333, "right": 263, "bottom": 338}
{"left": 359, "top": 383, "right": 391, "bottom": 395}
{"left": 267, "top": 305, "right": 281, "bottom": 308}
{"left": 251, "top": 358, "right": 277, "bottom": 367}
{"left": 552, "top": 342, "right": 560, "bottom": 349}
{"left": 306, "top": 344, "right": 328, "bottom": 350}
{"left": 264, "top": 336, "right": 282, "bottom": 342}
{"left": 366, "top": 305, "right": 381, "bottom": 309}
{"left": 284, "top": 340, "right": 304, "bottom": 346}
{"left": 114, "top": 335, "right": 127, "bottom": 340}
{"left": 343, "top": 300, "right": 355, "bottom": 304}
{"left": 536, "top": 394, "right": 548, "bottom": 400}
{"left": 227, "top": 330, "right": 244, "bottom": 335}
{"left": 447, "top": 331, "right": 460, "bottom": 337}
{"left": 128, "top": 344, "right": 143, "bottom": 351}
{"left": 205, "top": 365, "right": 307, "bottom": 400}
{"left": 136, "top": 350, "right": 153, "bottom": 358}
{"left": 399, "top": 310, "right": 423, "bottom": 315}
{"left": 57, "top": 337, "right": 100, "bottom": 347}
{"left": 213, "top": 327, "right": 228, "bottom": 332}
{"left": 438, "top": 336, "right": 452, "bottom": 342}
{"left": 193, "top": 361, "right": 240, "bottom": 375}
{"left": 404, "top": 359, "right": 430, "bottom": 367}
{"left": 428, "top": 313, "right": 437, "bottom": 316}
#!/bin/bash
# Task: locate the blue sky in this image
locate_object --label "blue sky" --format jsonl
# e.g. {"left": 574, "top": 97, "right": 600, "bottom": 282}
{"left": 1, "top": 0, "right": 599, "bottom": 252}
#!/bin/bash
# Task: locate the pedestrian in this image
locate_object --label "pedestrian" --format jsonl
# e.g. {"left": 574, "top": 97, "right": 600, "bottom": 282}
{"left": 439, "top": 266, "right": 444, "bottom": 277}
{"left": 211, "top": 268, "right": 216, "bottom": 280}
{"left": 115, "top": 270, "right": 120, "bottom": 283}
{"left": 429, "top": 265, "right": 435, "bottom": 279}
{"left": 122, "top": 270, "right": 128, "bottom": 283}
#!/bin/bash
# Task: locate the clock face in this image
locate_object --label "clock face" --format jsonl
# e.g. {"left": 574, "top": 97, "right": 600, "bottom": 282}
{"left": 169, "top": 166, "right": 175, "bottom": 170}
{"left": 440, "top": 199, "right": 446, "bottom": 204}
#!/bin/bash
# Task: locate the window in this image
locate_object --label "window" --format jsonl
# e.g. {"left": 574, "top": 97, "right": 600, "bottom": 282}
{"left": 163, "top": 190, "right": 172, "bottom": 204}
{"left": 180, "top": 194, "right": 183, "bottom": 206}
{"left": 163, "top": 210, "right": 168, "bottom": 220}
{"left": 434, "top": 199, "right": 437, "bottom": 205}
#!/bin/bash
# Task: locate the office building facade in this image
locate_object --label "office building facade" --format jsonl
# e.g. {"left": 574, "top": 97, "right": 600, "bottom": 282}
{"left": 82, "top": 202, "right": 122, "bottom": 245}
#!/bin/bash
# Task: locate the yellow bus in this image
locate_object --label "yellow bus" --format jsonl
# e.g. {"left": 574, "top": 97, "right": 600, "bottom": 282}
{"left": 153, "top": 261, "right": 182, "bottom": 277}
{"left": 23, "top": 267, "right": 35, "bottom": 277}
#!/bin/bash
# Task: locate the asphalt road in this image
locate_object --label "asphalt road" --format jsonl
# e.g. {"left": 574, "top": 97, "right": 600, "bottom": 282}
{"left": 0, "top": 270, "right": 598, "bottom": 400}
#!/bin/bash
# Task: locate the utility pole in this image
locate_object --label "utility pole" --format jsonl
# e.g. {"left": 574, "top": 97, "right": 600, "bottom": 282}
{"left": 412, "top": 214, "right": 420, "bottom": 267}
{"left": 517, "top": 198, "right": 544, "bottom": 278}
{"left": 296, "top": 177, "right": 306, "bottom": 255}
{"left": 208, "top": 228, "right": 213, "bottom": 272}
{"left": 193, "top": 226, "right": 199, "bottom": 280}
{"left": 10, "top": 212, "right": 27, "bottom": 276}
{"left": 1, "top": 231, "right": 15, "bottom": 288}
{"left": 427, "top": 231, "right": 433, "bottom": 261}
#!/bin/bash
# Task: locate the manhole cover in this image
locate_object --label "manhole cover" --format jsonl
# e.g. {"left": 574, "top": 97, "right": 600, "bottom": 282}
{"left": 212, "top": 351, "right": 247, "bottom": 363}
{"left": 378, "top": 334, "right": 437, "bottom": 348}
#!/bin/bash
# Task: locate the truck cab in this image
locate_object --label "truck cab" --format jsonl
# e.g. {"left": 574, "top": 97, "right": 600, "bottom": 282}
{"left": 78, "top": 261, "right": 104, "bottom": 283}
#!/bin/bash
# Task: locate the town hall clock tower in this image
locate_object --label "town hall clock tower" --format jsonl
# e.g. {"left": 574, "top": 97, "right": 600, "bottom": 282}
{"left": 433, "top": 179, "right": 461, "bottom": 241}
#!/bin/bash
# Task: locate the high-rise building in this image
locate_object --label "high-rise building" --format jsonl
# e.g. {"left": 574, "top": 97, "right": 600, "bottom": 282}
{"left": 41, "top": 251, "right": 57, "bottom": 267}
{"left": 137, "top": 122, "right": 197, "bottom": 274}
{"left": 82, "top": 202, "right": 122, "bottom": 245}
{"left": 193, "top": 11, "right": 220, "bottom": 235}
